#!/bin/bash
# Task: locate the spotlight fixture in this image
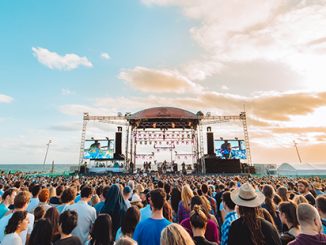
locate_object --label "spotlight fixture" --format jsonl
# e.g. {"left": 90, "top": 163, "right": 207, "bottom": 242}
{"left": 207, "top": 127, "right": 212, "bottom": 132}
{"left": 117, "top": 126, "right": 122, "bottom": 132}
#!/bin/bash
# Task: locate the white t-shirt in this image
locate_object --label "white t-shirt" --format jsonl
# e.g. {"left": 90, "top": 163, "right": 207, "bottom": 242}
{"left": 0, "top": 212, "right": 34, "bottom": 245}
{"left": 65, "top": 200, "right": 96, "bottom": 244}
{"left": 2, "top": 232, "right": 22, "bottom": 245}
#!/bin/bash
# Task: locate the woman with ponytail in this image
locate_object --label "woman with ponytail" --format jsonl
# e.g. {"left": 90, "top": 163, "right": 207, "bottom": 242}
{"left": 262, "top": 185, "right": 283, "bottom": 232}
{"left": 190, "top": 205, "right": 217, "bottom": 245}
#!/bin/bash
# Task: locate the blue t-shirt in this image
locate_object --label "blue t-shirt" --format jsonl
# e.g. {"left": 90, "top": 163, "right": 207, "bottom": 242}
{"left": 74, "top": 194, "right": 81, "bottom": 203}
{"left": 133, "top": 218, "right": 171, "bottom": 245}
{"left": 140, "top": 205, "right": 152, "bottom": 222}
{"left": 0, "top": 204, "right": 9, "bottom": 219}
{"left": 94, "top": 201, "right": 104, "bottom": 214}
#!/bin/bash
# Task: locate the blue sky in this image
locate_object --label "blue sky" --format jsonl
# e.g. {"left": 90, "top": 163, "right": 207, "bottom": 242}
{"left": 1, "top": 1, "right": 326, "bottom": 165}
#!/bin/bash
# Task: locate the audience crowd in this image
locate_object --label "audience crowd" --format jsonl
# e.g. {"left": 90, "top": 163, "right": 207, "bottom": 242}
{"left": 0, "top": 171, "right": 326, "bottom": 245}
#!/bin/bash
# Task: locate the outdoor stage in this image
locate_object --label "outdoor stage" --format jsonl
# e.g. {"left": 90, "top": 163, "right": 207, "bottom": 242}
{"left": 78, "top": 107, "right": 253, "bottom": 174}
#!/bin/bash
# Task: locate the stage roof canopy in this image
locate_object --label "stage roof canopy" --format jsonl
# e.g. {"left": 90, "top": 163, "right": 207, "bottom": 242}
{"left": 127, "top": 107, "right": 200, "bottom": 129}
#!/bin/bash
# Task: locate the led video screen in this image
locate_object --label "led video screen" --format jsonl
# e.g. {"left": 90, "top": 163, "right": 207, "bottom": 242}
{"left": 214, "top": 140, "right": 246, "bottom": 159}
{"left": 84, "top": 139, "right": 114, "bottom": 160}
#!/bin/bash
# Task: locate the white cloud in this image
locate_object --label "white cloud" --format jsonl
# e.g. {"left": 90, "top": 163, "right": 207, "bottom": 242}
{"left": 118, "top": 66, "right": 202, "bottom": 94}
{"left": 0, "top": 94, "right": 13, "bottom": 103}
{"left": 221, "top": 85, "right": 229, "bottom": 91}
{"left": 61, "top": 88, "right": 75, "bottom": 96}
{"left": 100, "top": 52, "right": 111, "bottom": 60}
{"left": 141, "top": 1, "right": 326, "bottom": 89}
{"left": 32, "top": 47, "right": 93, "bottom": 71}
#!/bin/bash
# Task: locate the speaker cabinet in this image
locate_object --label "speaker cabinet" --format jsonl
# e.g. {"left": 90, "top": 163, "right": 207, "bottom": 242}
{"left": 115, "top": 132, "right": 122, "bottom": 155}
{"left": 207, "top": 132, "right": 215, "bottom": 155}
{"left": 205, "top": 158, "right": 241, "bottom": 173}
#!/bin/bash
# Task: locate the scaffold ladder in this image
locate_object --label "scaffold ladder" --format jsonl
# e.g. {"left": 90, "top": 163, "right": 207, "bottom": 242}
{"left": 79, "top": 113, "right": 88, "bottom": 166}
{"left": 198, "top": 122, "right": 206, "bottom": 173}
{"left": 240, "top": 112, "right": 252, "bottom": 165}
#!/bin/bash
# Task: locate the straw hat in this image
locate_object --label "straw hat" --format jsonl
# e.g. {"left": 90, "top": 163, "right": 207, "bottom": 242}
{"left": 130, "top": 193, "right": 142, "bottom": 204}
{"left": 313, "top": 182, "right": 322, "bottom": 190}
{"left": 231, "top": 182, "right": 265, "bottom": 208}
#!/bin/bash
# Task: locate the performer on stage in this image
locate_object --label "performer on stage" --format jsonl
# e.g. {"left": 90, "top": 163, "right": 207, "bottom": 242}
{"left": 222, "top": 143, "right": 235, "bottom": 159}
{"left": 220, "top": 140, "right": 228, "bottom": 151}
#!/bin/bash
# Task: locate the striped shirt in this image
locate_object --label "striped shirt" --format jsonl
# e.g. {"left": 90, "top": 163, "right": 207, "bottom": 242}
{"left": 221, "top": 211, "right": 238, "bottom": 245}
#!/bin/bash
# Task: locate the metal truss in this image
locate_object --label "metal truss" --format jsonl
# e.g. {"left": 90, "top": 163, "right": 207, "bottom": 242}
{"left": 79, "top": 111, "right": 253, "bottom": 168}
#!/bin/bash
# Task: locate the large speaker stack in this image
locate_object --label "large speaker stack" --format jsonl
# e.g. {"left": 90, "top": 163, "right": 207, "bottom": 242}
{"left": 114, "top": 127, "right": 124, "bottom": 159}
{"left": 206, "top": 131, "right": 215, "bottom": 156}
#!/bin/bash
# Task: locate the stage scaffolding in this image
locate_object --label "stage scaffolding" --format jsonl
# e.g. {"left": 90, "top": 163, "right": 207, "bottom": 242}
{"left": 79, "top": 109, "right": 252, "bottom": 173}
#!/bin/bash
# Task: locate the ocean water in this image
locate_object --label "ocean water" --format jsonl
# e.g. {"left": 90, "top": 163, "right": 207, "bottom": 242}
{"left": 0, "top": 164, "right": 76, "bottom": 173}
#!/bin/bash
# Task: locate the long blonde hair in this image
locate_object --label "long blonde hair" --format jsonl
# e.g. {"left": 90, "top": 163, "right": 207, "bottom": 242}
{"left": 160, "top": 223, "right": 195, "bottom": 245}
{"left": 181, "top": 185, "right": 194, "bottom": 211}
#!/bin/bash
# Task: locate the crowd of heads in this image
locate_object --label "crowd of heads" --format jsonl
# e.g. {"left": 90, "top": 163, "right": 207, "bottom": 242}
{"left": 0, "top": 171, "right": 325, "bottom": 244}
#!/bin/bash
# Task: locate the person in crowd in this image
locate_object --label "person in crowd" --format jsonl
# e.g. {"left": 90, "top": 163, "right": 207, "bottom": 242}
{"left": 316, "top": 195, "right": 326, "bottom": 234}
{"left": 29, "top": 219, "right": 52, "bottom": 245}
{"left": 180, "top": 195, "right": 219, "bottom": 243}
{"left": 140, "top": 192, "right": 152, "bottom": 221}
{"left": 50, "top": 185, "right": 64, "bottom": 206}
{"left": 115, "top": 236, "right": 138, "bottom": 245}
{"left": 164, "top": 183, "right": 171, "bottom": 201}
{"left": 201, "top": 184, "right": 216, "bottom": 216}
{"left": 288, "top": 203, "right": 326, "bottom": 244}
{"left": 49, "top": 187, "right": 57, "bottom": 200}
{"left": 220, "top": 191, "right": 238, "bottom": 245}
{"left": 56, "top": 187, "right": 77, "bottom": 214}
{"left": 133, "top": 188, "right": 171, "bottom": 245}
{"left": 0, "top": 191, "right": 35, "bottom": 245}
{"left": 279, "top": 202, "right": 301, "bottom": 245}
{"left": 116, "top": 206, "right": 140, "bottom": 241}
{"left": 161, "top": 223, "right": 194, "bottom": 245}
{"left": 33, "top": 206, "right": 45, "bottom": 225}
{"left": 27, "top": 185, "right": 41, "bottom": 213}
{"left": 262, "top": 184, "right": 283, "bottom": 232}
{"left": 130, "top": 193, "right": 143, "bottom": 209}
{"left": 170, "top": 187, "right": 181, "bottom": 222}
{"left": 163, "top": 201, "right": 173, "bottom": 222}
{"left": 199, "top": 196, "right": 218, "bottom": 224}
{"left": 314, "top": 183, "right": 325, "bottom": 196}
{"left": 190, "top": 205, "right": 217, "bottom": 245}
{"left": 101, "top": 184, "right": 128, "bottom": 237}
{"left": 94, "top": 185, "right": 110, "bottom": 215}
{"left": 54, "top": 210, "right": 81, "bottom": 245}
{"left": 91, "top": 194, "right": 100, "bottom": 207}
{"left": 0, "top": 188, "right": 17, "bottom": 219}
{"left": 123, "top": 186, "right": 132, "bottom": 209}
{"left": 259, "top": 208, "right": 278, "bottom": 230}
{"left": 38, "top": 188, "right": 52, "bottom": 211}
{"left": 278, "top": 187, "right": 289, "bottom": 202}
{"left": 2, "top": 211, "right": 29, "bottom": 245}
{"left": 292, "top": 195, "right": 309, "bottom": 205}
{"left": 44, "top": 207, "right": 60, "bottom": 241}
{"left": 178, "top": 185, "right": 194, "bottom": 223}
{"left": 66, "top": 185, "right": 96, "bottom": 244}
{"left": 228, "top": 183, "right": 281, "bottom": 245}
{"left": 297, "top": 180, "right": 316, "bottom": 205}
{"left": 215, "top": 184, "right": 226, "bottom": 224}
{"left": 88, "top": 214, "right": 114, "bottom": 245}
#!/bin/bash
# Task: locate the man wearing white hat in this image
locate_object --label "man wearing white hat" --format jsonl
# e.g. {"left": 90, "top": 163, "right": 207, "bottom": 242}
{"left": 228, "top": 183, "right": 281, "bottom": 245}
